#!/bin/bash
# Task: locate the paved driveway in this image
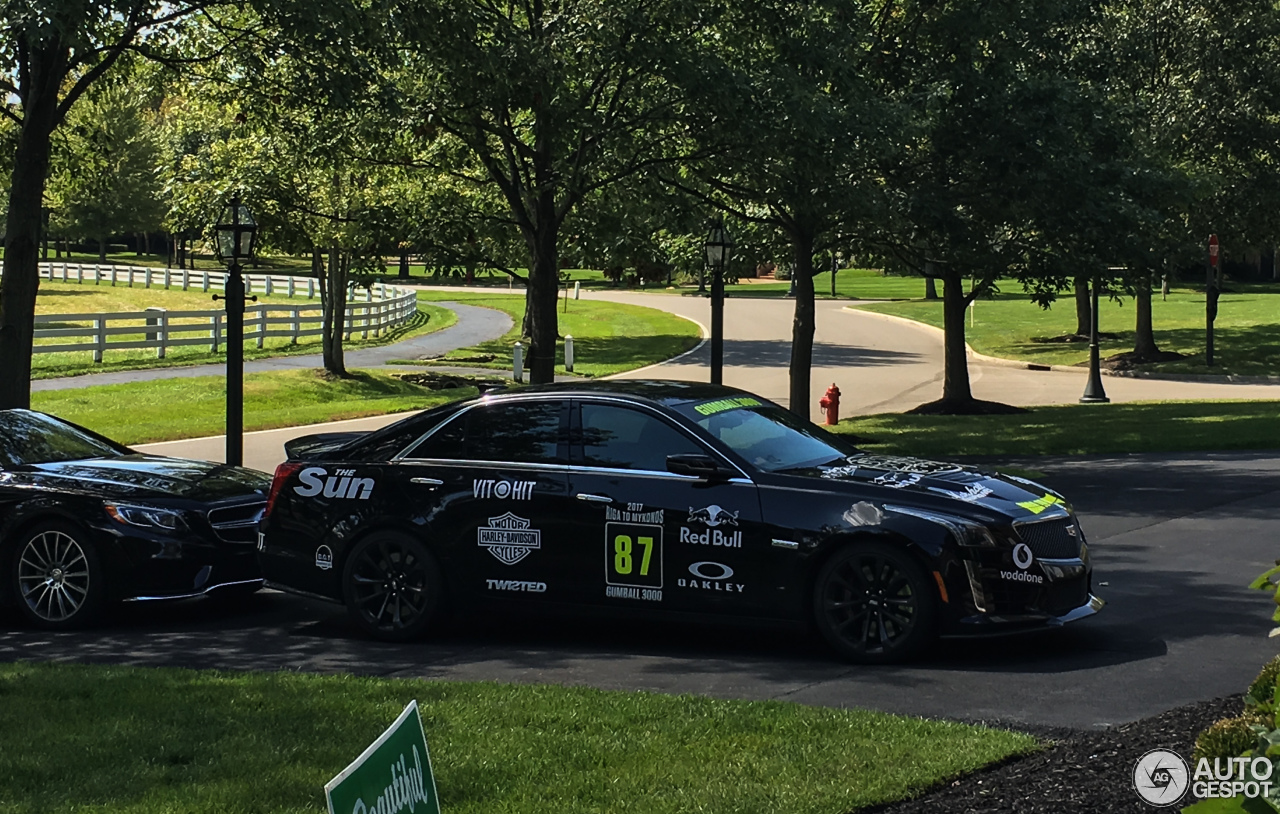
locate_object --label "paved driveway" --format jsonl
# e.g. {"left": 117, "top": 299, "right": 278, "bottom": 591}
{"left": 1, "top": 451, "right": 1275, "bottom": 730}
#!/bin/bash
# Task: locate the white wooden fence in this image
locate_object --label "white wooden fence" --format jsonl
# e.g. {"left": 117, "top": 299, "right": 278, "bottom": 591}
{"left": 35, "top": 262, "right": 418, "bottom": 362}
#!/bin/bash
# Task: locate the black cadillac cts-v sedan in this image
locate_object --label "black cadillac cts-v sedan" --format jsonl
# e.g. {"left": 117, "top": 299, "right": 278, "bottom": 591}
{"left": 258, "top": 381, "right": 1103, "bottom": 663}
{"left": 0, "top": 409, "right": 271, "bottom": 629}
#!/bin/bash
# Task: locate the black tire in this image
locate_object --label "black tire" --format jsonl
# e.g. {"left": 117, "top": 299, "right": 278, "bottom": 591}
{"left": 9, "top": 520, "right": 108, "bottom": 630}
{"left": 342, "top": 532, "right": 442, "bottom": 642}
{"left": 812, "top": 541, "right": 937, "bottom": 664}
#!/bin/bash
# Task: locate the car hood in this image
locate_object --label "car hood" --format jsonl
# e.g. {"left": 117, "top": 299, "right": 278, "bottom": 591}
{"left": 19, "top": 455, "right": 271, "bottom": 502}
{"left": 815, "top": 453, "right": 1067, "bottom": 519}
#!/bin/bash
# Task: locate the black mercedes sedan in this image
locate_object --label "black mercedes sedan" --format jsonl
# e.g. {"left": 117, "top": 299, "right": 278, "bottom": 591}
{"left": 258, "top": 381, "right": 1103, "bottom": 663}
{"left": 0, "top": 409, "right": 271, "bottom": 629}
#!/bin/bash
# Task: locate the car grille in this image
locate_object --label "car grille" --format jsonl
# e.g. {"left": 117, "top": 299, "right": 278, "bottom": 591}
{"left": 207, "top": 501, "right": 266, "bottom": 545}
{"left": 1014, "top": 517, "right": 1081, "bottom": 559}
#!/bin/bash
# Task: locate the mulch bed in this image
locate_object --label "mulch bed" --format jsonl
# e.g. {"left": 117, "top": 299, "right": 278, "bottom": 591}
{"left": 862, "top": 697, "right": 1242, "bottom": 813}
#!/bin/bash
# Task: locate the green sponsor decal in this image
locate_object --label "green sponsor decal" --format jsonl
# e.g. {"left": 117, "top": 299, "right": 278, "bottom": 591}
{"left": 326, "top": 701, "right": 441, "bottom": 814}
{"left": 693, "top": 396, "right": 763, "bottom": 416}
{"left": 1017, "top": 494, "right": 1064, "bottom": 514}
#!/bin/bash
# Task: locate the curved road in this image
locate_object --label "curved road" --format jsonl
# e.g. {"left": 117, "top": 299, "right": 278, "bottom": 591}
{"left": 585, "top": 290, "right": 1280, "bottom": 412}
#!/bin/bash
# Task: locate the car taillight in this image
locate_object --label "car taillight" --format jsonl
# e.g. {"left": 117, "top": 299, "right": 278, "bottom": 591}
{"left": 264, "top": 462, "right": 304, "bottom": 521}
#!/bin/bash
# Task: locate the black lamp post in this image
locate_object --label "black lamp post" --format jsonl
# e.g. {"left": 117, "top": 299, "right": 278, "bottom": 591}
{"left": 213, "top": 198, "right": 259, "bottom": 466}
{"left": 1079, "top": 273, "right": 1110, "bottom": 404}
{"left": 704, "top": 218, "right": 734, "bottom": 385}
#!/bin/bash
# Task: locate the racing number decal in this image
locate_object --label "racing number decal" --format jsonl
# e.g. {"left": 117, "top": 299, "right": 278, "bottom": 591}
{"left": 605, "top": 522, "right": 662, "bottom": 589}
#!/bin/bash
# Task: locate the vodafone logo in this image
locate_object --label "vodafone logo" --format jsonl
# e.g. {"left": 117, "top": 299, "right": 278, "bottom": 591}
{"left": 1013, "top": 543, "right": 1034, "bottom": 570}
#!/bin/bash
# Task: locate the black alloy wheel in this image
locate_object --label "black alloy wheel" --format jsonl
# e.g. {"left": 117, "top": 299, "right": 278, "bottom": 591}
{"left": 813, "top": 542, "right": 936, "bottom": 664}
{"left": 11, "top": 521, "right": 107, "bottom": 629}
{"left": 342, "top": 532, "right": 442, "bottom": 642}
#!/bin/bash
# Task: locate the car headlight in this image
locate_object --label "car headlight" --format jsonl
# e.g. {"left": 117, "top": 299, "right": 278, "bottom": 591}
{"left": 105, "top": 503, "right": 189, "bottom": 532}
{"left": 885, "top": 505, "right": 998, "bottom": 546}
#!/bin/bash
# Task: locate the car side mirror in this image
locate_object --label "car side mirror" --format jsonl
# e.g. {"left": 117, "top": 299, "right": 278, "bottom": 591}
{"left": 666, "top": 454, "right": 733, "bottom": 481}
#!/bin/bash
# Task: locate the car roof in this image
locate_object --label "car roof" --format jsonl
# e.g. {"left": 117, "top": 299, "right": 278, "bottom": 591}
{"left": 482, "top": 379, "right": 761, "bottom": 409}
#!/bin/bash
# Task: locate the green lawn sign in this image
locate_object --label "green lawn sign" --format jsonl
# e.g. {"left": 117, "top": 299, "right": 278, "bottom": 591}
{"left": 325, "top": 700, "right": 441, "bottom": 814}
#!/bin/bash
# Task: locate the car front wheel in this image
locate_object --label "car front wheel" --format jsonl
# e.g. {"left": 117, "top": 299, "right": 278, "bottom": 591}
{"left": 342, "top": 532, "right": 442, "bottom": 642}
{"left": 813, "top": 541, "right": 937, "bottom": 664}
{"left": 10, "top": 521, "right": 107, "bottom": 630}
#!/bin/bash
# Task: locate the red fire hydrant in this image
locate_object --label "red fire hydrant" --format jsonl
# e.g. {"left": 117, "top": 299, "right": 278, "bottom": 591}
{"left": 819, "top": 383, "right": 841, "bottom": 425}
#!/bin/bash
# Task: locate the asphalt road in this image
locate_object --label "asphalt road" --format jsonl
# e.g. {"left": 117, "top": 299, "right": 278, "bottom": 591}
{"left": 1, "top": 450, "right": 1275, "bottom": 731}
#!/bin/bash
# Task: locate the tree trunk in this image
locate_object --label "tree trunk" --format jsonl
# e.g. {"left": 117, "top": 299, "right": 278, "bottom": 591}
{"left": 0, "top": 55, "right": 63, "bottom": 409}
{"left": 1074, "top": 275, "right": 1090, "bottom": 337}
{"left": 525, "top": 222, "right": 560, "bottom": 383}
{"left": 98, "top": 236, "right": 107, "bottom": 263}
{"left": 1133, "top": 270, "right": 1159, "bottom": 358}
{"left": 143, "top": 231, "right": 151, "bottom": 258}
{"left": 940, "top": 267, "right": 974, "bottom": 405}
{"left": 321, "top": 245, "right": 348, "bottom": 376}
{"left": 924, "top": 276, "right": 938, "bottom": 300}
{"left": 788, "top": 230, "right": 817, "bottom": 418}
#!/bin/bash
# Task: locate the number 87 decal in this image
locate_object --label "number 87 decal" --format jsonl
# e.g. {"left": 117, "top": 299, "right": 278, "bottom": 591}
{"left": 605, "top": 522, "right": 663, "bottom": 589}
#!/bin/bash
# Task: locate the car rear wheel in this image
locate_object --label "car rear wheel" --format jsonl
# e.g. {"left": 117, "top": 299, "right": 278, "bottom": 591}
{"left": 10, "top": 521, "right": 107, "bottom": 630}
{"left": 342, "top": 532, "right": 442, "bottom": 642}
{"left": 813, "top": 541, "right": 936, "bottom": 664}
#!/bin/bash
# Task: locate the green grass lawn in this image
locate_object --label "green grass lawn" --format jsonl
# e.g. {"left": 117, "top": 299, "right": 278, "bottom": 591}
{"left": 33, "top": 369, "right": 472, "bottom": 445}
{"left": 0, "top": 661, "right": 1036, "bottom": 814}
{"left": 830, "top": 399, "right": 1280, "bottom": 458}
{"left": 409, "top": 291, "right": 701, "bottom": 377}
{"left": 33, "top": 278, "right": 456, "bottom": 379}
{"left": 856, "top": 282, "right": 1280, "bottom": 377}
{"left": 737, "top": 268, "right": 931, "bottom": 300}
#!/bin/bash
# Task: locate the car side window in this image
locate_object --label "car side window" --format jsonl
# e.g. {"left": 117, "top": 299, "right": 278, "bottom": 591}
{"left": 409, "top": 401, "right": 566, "bottom": 464}
{"left": 578, "top": 403, "right": 705, "bottom": 472}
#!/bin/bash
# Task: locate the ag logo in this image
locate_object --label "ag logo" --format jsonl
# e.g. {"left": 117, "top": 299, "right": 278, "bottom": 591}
{"left": 688, "top": 562, "right": 734, "bottom": 580}
{"left": 1133, "top": 749, "right": 1189, "bottom": 806}
{"left": 1012, "top": 543, "right": 1034, "bottom": 570}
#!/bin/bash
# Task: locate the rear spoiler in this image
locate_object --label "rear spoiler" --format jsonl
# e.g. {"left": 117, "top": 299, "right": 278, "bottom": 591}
{"left": 283, "top": 432, "right": 368, "bottom": 461}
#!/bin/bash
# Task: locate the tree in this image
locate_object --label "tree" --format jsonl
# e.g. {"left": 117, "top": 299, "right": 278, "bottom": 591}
{"left": 872, "top": 0, "right": 1120, "bottom": 413}
{"left": 0, "top": 0, "right": 217, "bottom": 409}
{"left": 1079, "top": 0, "right": 1280, "bottom": 362}
{"left": 374, "top": 0, "right": 710, "bottom": 383}
{"left": 676, "top": 0, "right": 888, "bottom": 415}
{"left": 46, "top": 84, "right": 165, "bottom": 261}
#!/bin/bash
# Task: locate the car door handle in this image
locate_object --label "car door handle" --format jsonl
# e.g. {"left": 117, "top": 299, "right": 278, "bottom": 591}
{"left": 576, "top": 493, "right": 612, "bottom": 503}
{"left": 410, "top": 477, "right": 444, "bottom": 486}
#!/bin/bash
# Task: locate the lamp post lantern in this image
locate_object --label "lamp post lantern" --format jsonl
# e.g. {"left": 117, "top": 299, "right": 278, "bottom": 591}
{"left": 704, "top": 218, "right": 734, "bottom": 385}
{"left": 1079, "top": 273, "right": 1110, "bottom": 404}
{"left": 213, "top": 198, "right": 259, "bottom": 466}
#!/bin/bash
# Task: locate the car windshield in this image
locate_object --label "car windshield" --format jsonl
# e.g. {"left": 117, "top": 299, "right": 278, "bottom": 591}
{"left": 0, "top": 410, "right": 124, "bottom": 468}
{"left": 675, "top": 396, "right": 859, "bottom": 473}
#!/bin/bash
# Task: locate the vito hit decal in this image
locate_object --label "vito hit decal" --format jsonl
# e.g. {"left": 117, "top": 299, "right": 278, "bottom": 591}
{"left": 478, "top": 513, "right": 541, "bottom": 565}
{"left": 605, "top": 521, "right": 663, "bottom": 602}
{"left": 473, "top": 479, "right": 536, "bottom": 500}
{"left": 294, "top": 467, "right": 375, "bottom": 500}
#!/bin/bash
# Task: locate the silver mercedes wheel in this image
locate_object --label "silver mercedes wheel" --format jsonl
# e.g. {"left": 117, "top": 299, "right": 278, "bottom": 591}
{"left": 11, "top": 522, "right": 104, "bottom": 628}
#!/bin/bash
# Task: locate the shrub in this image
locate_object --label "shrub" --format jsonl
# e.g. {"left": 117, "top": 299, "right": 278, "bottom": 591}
{"left": 1194, "top": 717, "right": 1260, "bottom": 764}
{"left": 1249, "top": 655, "right": 1280, "bottom": 710}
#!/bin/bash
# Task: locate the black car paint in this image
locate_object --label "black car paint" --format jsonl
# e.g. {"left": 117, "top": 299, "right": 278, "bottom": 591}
{"left": 0, "top": 410, "right": 271, "bottom": 608}
{"left": 258, "top": 381, "right": 1101, "bottom": 642}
